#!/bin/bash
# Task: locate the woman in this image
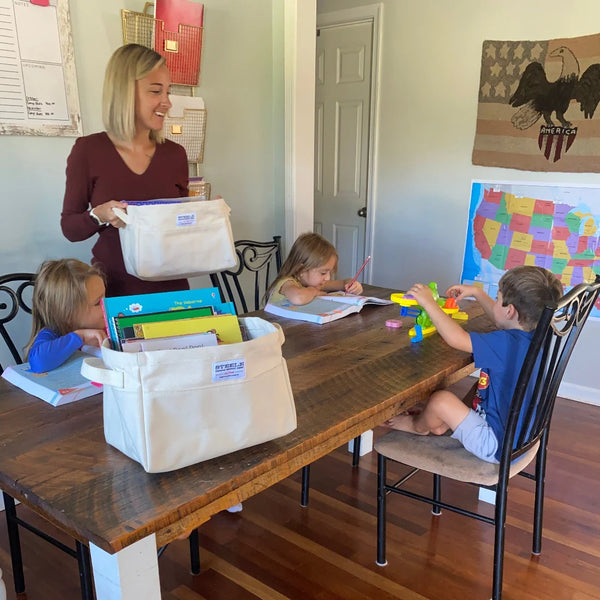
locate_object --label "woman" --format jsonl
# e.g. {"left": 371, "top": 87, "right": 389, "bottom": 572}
{"left": 61, "top": 43, "right": 190, "bottom": 297}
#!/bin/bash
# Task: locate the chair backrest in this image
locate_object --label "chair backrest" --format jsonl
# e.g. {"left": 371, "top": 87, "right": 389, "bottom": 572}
{"left": 0, "top": 273, "right": 35, "bottom": 370}
{"left": 500, "top": 274, "right": 600, "bottom": 468}
{"left": 210, "top": 236, "right": 282, "bottom": 314}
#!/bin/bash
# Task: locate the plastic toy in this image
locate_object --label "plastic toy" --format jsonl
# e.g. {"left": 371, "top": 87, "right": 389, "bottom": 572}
{"left": 390, "top": 283, "right": 468, "bottom": 342}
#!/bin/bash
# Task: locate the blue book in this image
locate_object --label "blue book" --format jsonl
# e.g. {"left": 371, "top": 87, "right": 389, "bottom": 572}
{"left": 102, "top": 288, "right": 235, "bottom": 349}
{"left": 1, "top": 351, "right": 102, "bottom": 407}
{"left": 125, "top": 198, "right": 188, "bottom": 206}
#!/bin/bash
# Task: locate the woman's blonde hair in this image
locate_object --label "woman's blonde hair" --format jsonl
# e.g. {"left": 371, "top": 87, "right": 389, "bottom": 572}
{"left": 102, "top": 43, "right": 167, "bottom": 143}
{"left": 25, "top": 259, "right": 105, "bottom": 357}
{"left": 266, "top": 232, "right": 338, "bottom": 298}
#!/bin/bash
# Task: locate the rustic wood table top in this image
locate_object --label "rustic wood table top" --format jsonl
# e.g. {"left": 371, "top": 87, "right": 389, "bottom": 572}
{"left": 0, "top": 285, "right": 492, "bottom": 555}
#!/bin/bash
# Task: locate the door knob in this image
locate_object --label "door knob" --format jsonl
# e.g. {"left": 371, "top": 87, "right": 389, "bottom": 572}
{"left": 357, "top": 206, "right": 367, "bottom": 218}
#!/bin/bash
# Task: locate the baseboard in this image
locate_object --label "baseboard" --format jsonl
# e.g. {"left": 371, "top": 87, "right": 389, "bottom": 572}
{"left": 558, "top": 382, "right": 600, "bottom": 406}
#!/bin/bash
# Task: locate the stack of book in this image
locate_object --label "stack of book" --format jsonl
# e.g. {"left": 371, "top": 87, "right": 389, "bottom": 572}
{"left": 1, "top": 288, "right": 243, "bottom": 407}
{"left": 102, "top": 287, "right": 243, "bottom": 352}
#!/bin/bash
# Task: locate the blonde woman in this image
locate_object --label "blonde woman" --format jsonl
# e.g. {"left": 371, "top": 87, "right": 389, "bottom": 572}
{"left": 61, "top": 44, "right": 189, "bottom": 297}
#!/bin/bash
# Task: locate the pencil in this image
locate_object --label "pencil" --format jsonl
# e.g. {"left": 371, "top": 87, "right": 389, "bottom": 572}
{"left": 346, "top": 255, "right": 371, "bottom": 290}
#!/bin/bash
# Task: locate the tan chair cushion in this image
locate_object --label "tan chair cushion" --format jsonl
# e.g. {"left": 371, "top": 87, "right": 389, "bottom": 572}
{"left": 375, "top": 430, "right": 539, "bottom": 486}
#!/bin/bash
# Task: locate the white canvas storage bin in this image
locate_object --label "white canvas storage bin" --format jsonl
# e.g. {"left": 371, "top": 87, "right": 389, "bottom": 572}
{"left": 81, "top": 317, "right": 297, "bottom": 473}
{"left": 113, "top": 198, "right": 237, "bottom": 281}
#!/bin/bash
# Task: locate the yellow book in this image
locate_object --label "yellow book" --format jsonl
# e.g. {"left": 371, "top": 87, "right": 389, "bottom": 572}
{"left": 140, "top": 314, "right": 243, "bottom": 344}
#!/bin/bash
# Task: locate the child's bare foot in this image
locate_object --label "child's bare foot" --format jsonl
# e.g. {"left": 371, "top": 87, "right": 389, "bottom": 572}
{"left": 383, "top": 414, "right": 429, "bottom": 435}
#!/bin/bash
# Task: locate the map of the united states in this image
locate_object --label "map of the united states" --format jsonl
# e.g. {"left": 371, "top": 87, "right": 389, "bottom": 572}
{"left": 473, "top": 188, "right": 599, "bottom": 286}
{"left": 462, "top": 182, "right": 600, "bottom": 317}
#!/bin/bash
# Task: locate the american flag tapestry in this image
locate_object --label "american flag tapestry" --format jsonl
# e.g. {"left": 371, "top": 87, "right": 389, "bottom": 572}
{"left": 472, "top": 32, "right": 600, "bottom": 172}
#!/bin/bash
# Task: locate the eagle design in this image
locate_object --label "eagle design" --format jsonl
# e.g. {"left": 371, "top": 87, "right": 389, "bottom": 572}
{"left": 509, "top": 46, "right": 600, "bottom": 129}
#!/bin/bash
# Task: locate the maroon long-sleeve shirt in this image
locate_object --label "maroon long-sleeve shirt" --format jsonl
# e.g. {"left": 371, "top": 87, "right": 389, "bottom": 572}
{"left": 61, "top": 132, "right": 190, "bottom": 297}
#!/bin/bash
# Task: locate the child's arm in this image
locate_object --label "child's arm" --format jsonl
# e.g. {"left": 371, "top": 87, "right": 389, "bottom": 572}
{"left": 408, "top": 283, "right": 472, "bottom": 353}
{"left": 322, "top": 279, "right": 364, "bottom": 295}
{"left": 279, "top": 279, "right": 327, "bottom": 305}
{"left": 446, "top": 283, "right": 495, "bottom": 322}
{"left": 28, "top": 328, "right": 106, "bottom": 373}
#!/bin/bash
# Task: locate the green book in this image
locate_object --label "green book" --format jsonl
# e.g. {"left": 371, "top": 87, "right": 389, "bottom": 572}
{"left": 115, "top": 306, "right": 214, "bottom": 347}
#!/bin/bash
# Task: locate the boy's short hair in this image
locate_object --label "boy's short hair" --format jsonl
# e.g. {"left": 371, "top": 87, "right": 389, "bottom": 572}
{"left": 498, "top": 266, "right": 563, "bottom": 331}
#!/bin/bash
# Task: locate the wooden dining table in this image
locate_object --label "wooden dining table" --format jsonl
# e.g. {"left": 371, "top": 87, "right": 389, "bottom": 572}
{"left": 0, "top": 285, "right": 493, "bottom": 599}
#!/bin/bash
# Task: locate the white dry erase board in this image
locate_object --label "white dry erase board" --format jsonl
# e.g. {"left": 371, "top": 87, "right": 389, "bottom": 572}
{"left": 0, "top": 0, "right": 82, "bottom": 137}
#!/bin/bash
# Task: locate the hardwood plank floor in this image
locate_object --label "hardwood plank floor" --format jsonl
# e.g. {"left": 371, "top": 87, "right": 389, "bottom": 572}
{"left": 1, "top": 396, "right": 599, "bottom": 599}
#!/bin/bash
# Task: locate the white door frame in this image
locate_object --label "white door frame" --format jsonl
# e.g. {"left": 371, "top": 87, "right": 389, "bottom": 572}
{"left": 284, "top": 0, "right": 317, "bottom": 252}
{"left": 284, "top": 1, "right": 382, "bottom": 281}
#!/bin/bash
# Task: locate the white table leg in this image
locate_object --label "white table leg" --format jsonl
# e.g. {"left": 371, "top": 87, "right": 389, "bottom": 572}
{"left": 478, "top": 486, "right": 496, "bottom": 505}
{"left": 90, "top": 534, "right": 160, "bottom": 600}
{"left": 347, "top": 430, "right": 374, "bottom": 456}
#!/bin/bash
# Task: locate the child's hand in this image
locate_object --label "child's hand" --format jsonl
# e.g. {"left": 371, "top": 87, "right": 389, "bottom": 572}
{"left": 446, "top": 284, "right": 478, "bottom": 302}
{"left": 344, "top": 279, "right": 363, "bottom": 295}
{"left": 75, "top": 328, "right": 107, "bottom": 348}
{"left": 407, "top": 283, "right": 436, "bottom": 308}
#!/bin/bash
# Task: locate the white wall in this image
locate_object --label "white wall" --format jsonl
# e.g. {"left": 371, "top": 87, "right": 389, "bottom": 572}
{"left": 0, "top": 0, "right": 284, "bottom": 366}
{"left": 318, "top": 0, "right": 599, "bottom": 402}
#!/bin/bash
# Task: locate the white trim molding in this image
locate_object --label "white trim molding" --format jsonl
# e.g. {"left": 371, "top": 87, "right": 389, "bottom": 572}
{"left": 284, "top": 0, "right": 317, "bottom": 254}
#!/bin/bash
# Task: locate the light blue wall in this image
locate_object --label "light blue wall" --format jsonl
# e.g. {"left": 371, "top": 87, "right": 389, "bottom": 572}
{"left": 0, "top": 0, "right": 284, "bottom": 365}
{"left": 318, "top": 0, "right": 600, "bottom": 402}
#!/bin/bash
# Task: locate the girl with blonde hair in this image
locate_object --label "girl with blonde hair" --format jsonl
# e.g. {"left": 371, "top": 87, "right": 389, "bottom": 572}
{"left": 26, "top": 259, "right": 107, "bottom": 373}
{"left": 267, "top": 232, "right": 363, "bottom": 305}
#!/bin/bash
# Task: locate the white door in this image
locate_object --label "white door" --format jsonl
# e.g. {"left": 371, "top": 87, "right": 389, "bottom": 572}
{"left": 314, "top": 21, "right": 373, "bottom": 280}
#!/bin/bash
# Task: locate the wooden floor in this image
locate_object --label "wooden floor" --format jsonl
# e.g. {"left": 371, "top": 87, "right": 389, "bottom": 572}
{"left": 1, "top": 395, "right": 599, "bottom": 600}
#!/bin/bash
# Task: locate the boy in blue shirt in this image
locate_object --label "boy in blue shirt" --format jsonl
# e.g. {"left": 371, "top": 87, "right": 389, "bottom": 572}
{"left": 385, "top": 266, "right": 563, "bottom": 463}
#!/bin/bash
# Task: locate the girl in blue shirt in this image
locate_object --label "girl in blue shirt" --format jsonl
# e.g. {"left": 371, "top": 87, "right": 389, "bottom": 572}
{"left": 25, "top": 259, "right": 107, "bottom": 373}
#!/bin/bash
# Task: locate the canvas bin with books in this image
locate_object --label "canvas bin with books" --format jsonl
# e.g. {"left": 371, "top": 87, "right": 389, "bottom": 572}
{"left": 113, "top": 198, "right": 237, "bottom": 281}
{"left": 81, "top": 317, "right": 297, "bottom": 473}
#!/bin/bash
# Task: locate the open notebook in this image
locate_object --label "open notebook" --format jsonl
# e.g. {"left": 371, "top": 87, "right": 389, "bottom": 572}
{"left": 264, "top": 293, "right": 393, "bottom": 324}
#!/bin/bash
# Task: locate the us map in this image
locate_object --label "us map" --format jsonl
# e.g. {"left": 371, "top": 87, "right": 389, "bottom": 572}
{"left": 461, "top": 181, "right": 600, "bottom": 319}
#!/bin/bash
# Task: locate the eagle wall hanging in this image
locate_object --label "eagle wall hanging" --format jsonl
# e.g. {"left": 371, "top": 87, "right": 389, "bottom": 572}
{"left": 472, "top": 32, "right": 600, "bottom": 172}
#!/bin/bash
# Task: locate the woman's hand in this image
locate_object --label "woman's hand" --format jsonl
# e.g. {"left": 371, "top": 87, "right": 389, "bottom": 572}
{"left": 91, "top": 200, "right": 128, "bottom": 228}
{"left": 75, "top": 329, "right": 107, "bottom": 348}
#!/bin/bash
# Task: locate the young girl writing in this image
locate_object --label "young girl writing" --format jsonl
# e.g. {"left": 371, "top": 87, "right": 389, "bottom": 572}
{"left": 267, "top": 232, "right": 363, "bottom": 305}
{"left": 25, "top": 259, "right": 107, "bottom": 373}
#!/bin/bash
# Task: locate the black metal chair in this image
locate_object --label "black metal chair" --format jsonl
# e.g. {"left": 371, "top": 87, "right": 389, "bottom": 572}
{"left": 210, "top": 235, "right": 282, "bottom": 313}
{"left": 375, "top": 275, "right": 600, "bottom": 600}
{"left": 0, "top": 273, "right": 95, "bottom": 600}
{"left": 210, "top": 238, "right": 363, "bottom": 506}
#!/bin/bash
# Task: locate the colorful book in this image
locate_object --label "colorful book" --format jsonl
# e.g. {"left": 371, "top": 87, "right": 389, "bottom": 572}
{"left": 101, "top": 287, "right": 232, "bottom": 349}
{"left": 121, "top": 331, "right": 219, "bottom": 353}
{"left": 140, "top": 314, "right": 243, "bottom": 344}
{"left": 1, "top": 351, "right": 102, "bottom": 407}
{"left": 264, "top": 294, "right": 393, "bottom": 325}
{"left": 114, "top": 305, "right": 214, "bottom": 349}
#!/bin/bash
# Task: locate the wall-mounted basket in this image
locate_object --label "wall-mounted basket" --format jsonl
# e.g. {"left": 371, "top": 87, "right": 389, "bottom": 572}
{"left": 121, "top": 8, "right": 203, "bottom": 86}
{"left": 164, "top": 94, "right": 206, "bottom": 163}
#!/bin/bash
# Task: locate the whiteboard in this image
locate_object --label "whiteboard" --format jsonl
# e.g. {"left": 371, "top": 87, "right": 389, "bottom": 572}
{"left": 0, "top": 0, "right": 82, "bottom": 137}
